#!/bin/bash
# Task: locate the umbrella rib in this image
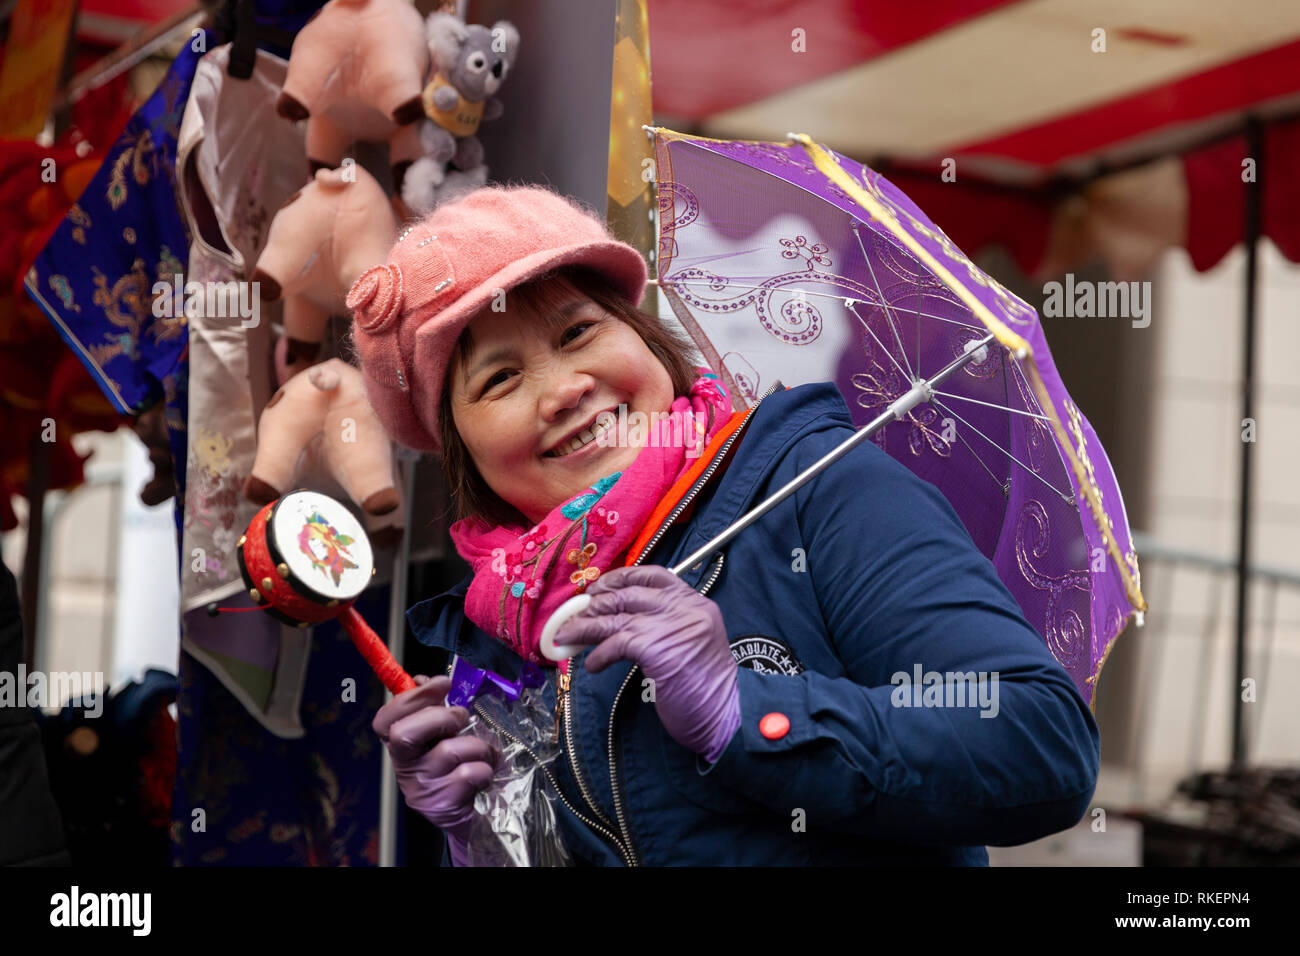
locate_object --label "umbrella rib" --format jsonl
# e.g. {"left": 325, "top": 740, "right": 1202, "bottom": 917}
{"left": 1008, "top": 358, "right": 1076, "bottom": 483}
{"left": 1010, "top": 358, "right": 1047, "bottom": 417}
{"left": 929, "top": 397, "right": 1074, "bottom": 503}
{"left": 907, "top": 307, "right": 996, "bottom": 329}
{"left": 880, "top": 301, "right": 1030, "bottom": 333}
{"left": 915, "top": 274, "right": 922, "bottom": 390}
{"left": 853, "top": 224, "right": 915, "bottom": 381}
{"left": 846, "top": 300, "right": 913, "bottom": 383}
{"left": 943, "top": 416, "right": 1009, "bottom": 495}
{"left": 930, "top": 389, "right": 1051, "bottom": 421}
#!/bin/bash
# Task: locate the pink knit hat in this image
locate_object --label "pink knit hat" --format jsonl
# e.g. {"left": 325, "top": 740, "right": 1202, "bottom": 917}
{"left": 347, "top": 185, "right": 648, "bottom": 454}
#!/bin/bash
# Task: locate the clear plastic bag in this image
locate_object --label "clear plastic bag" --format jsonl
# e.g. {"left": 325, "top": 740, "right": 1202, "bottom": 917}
{"left": 455, "top": 681, "right": 572, "bottom": 867}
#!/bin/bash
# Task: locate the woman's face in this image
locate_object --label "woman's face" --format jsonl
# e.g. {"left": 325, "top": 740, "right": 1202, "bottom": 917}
{"left": 448, "top": 293, "right": 674, "bottom": 527}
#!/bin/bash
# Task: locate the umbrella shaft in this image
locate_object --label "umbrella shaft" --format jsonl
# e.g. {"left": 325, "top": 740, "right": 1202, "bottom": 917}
{"left": 670, "top": 333, "right": 995, "bottom": 576}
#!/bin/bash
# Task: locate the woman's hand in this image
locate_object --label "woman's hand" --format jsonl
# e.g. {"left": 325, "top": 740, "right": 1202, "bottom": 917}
{"left": 555, "top": 565, "right": 741, "bottom": 763}
{"left": 372, "top": 675, "right": 499, "bottom": 837}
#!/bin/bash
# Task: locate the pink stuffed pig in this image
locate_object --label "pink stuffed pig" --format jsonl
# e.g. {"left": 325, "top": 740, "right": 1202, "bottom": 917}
{"left": 244, "top": 358, "right": 400, "bottom": 519}
{"left": 251, "top": 164, "right": 397, "bottom": 379}
{"left": 275, "top": 0, "right": 429, "bottom": 180}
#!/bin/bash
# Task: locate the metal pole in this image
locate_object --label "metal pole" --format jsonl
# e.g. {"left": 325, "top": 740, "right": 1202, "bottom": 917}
{"left": 53, "top": 4, "right": 205, "bottom": 111}
{"left": 378, "top": 455, "right": 418, "bottom": 867}
{"left": 20, "top": 433, "right": 52, "bottom": 668}
{"left": 1231, "top": 117, "right": 1263, "bottom": 770}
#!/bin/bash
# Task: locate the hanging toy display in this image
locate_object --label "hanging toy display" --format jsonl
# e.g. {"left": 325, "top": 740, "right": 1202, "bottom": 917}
{"left": 234, "top": 489, "right": 415, "bottom": 695}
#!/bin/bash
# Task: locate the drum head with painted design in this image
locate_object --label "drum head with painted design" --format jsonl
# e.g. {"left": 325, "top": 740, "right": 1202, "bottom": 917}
{"left": 270, "top": 491, "right": 373, "bottom": 603}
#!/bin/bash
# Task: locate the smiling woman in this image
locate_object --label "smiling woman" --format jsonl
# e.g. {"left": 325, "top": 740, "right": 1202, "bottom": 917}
{"left": 350, "top": 185, "right": 1101, "bottom": 868}
{"left": 437, "top": 265, "right": 698, "bottom": 528}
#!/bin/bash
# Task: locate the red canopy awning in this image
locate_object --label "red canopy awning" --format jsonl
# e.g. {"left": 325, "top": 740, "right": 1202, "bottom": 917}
{"left": 649, "top": 0, "right": 1300, "bottom": 276}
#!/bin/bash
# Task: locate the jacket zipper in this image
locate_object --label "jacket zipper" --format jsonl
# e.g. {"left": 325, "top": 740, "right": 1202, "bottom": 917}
{"left": 561, "top": 665, "right": 619, "bottom": 836}
{"left": 603, "top": 381, "right": 782, "bottom": 866}
{"left": 553, "top": 669, "right": 568, "bottom": 743}
{"left": 697, "top": 551, "right": 726, "bottom": 594}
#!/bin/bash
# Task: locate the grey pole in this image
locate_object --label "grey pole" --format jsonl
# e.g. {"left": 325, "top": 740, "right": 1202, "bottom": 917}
{"left": 379, "top": 454, "right": 417, "bottom": 867}
{"left": 1231, "top": 118, "right": 1263, "bottom": 770}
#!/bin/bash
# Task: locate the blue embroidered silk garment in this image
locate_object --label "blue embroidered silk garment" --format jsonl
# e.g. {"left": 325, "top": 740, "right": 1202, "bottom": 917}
{"left": 26, "top": 45, "right": 201, "bottom": 421}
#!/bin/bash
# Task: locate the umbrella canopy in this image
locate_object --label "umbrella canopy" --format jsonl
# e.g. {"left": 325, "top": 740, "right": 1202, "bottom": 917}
{"left": 651, "top": 127, "right": 1147, "bottom": 705}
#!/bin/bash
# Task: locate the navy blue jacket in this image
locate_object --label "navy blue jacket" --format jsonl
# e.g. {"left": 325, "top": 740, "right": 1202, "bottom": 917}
{"left": 408, "top": 381, "right": 1101, "bottom": 865}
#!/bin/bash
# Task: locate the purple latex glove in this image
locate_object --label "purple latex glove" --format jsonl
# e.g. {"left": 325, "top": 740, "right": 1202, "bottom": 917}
{"left": 555, "top": 565, "right": 741, "bottom": 763}
{"left": 372, "top": 674, "right": 499, "bottom": 858}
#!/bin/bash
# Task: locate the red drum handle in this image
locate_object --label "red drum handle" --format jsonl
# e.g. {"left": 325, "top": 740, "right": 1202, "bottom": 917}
{"left": 340, "top": 607, "right": 416, "bottom": 695}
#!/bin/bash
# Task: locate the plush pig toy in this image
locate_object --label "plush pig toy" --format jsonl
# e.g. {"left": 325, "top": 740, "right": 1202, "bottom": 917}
{"left": 251, "top": 164, "right": 397, "bottom": 379}
{"left": 275, "top": 0, "right": 429, "bottom": 183}
{"left": 243, "top": 358, "right": 399, "bottom": 519}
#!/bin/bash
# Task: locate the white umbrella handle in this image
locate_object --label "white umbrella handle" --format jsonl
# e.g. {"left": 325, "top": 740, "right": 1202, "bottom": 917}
{"left": 539, "top": 593, "right": 592, "bottom": 661}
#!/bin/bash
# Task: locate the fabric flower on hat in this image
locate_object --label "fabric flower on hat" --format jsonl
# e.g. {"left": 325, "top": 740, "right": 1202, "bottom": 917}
{"left": 346, "top": 263, "right": 404, "bottom": 334}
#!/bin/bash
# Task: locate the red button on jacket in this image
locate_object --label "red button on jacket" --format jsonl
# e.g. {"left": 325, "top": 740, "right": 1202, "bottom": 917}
{"left": 759, "top": 712, "right": 790, "bottom": 740}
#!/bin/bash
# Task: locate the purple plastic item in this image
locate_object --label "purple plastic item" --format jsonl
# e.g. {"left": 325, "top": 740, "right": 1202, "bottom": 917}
{"left": 447, "top": 657, "right": 547, "bottom": 708}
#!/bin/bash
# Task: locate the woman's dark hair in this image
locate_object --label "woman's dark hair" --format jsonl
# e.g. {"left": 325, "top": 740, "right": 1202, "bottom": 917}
{"left": 438, "top": 265, "right": 700, "bottom": 528}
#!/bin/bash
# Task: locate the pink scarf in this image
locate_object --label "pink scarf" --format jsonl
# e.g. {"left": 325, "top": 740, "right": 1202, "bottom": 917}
{"left": 449, "top": 369, "right": 732, "bottom": 666}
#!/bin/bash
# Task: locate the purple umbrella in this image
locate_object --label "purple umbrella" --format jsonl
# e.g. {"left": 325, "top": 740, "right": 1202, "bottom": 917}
{"left": 642, "top": 126, "right": 1147, "bottom": 708}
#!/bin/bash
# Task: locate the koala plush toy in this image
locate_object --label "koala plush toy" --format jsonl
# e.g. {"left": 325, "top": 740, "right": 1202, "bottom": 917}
{"left": 402, "top": 13, "right": 520, "bottom": 215}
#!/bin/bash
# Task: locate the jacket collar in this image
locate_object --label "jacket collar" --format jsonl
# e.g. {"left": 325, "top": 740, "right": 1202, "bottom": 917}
{"left": 406, "top": 574, "right": 532, "bottom": 680}
{"left": 680, "top": 381, "right": 852, "bottom": 545}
